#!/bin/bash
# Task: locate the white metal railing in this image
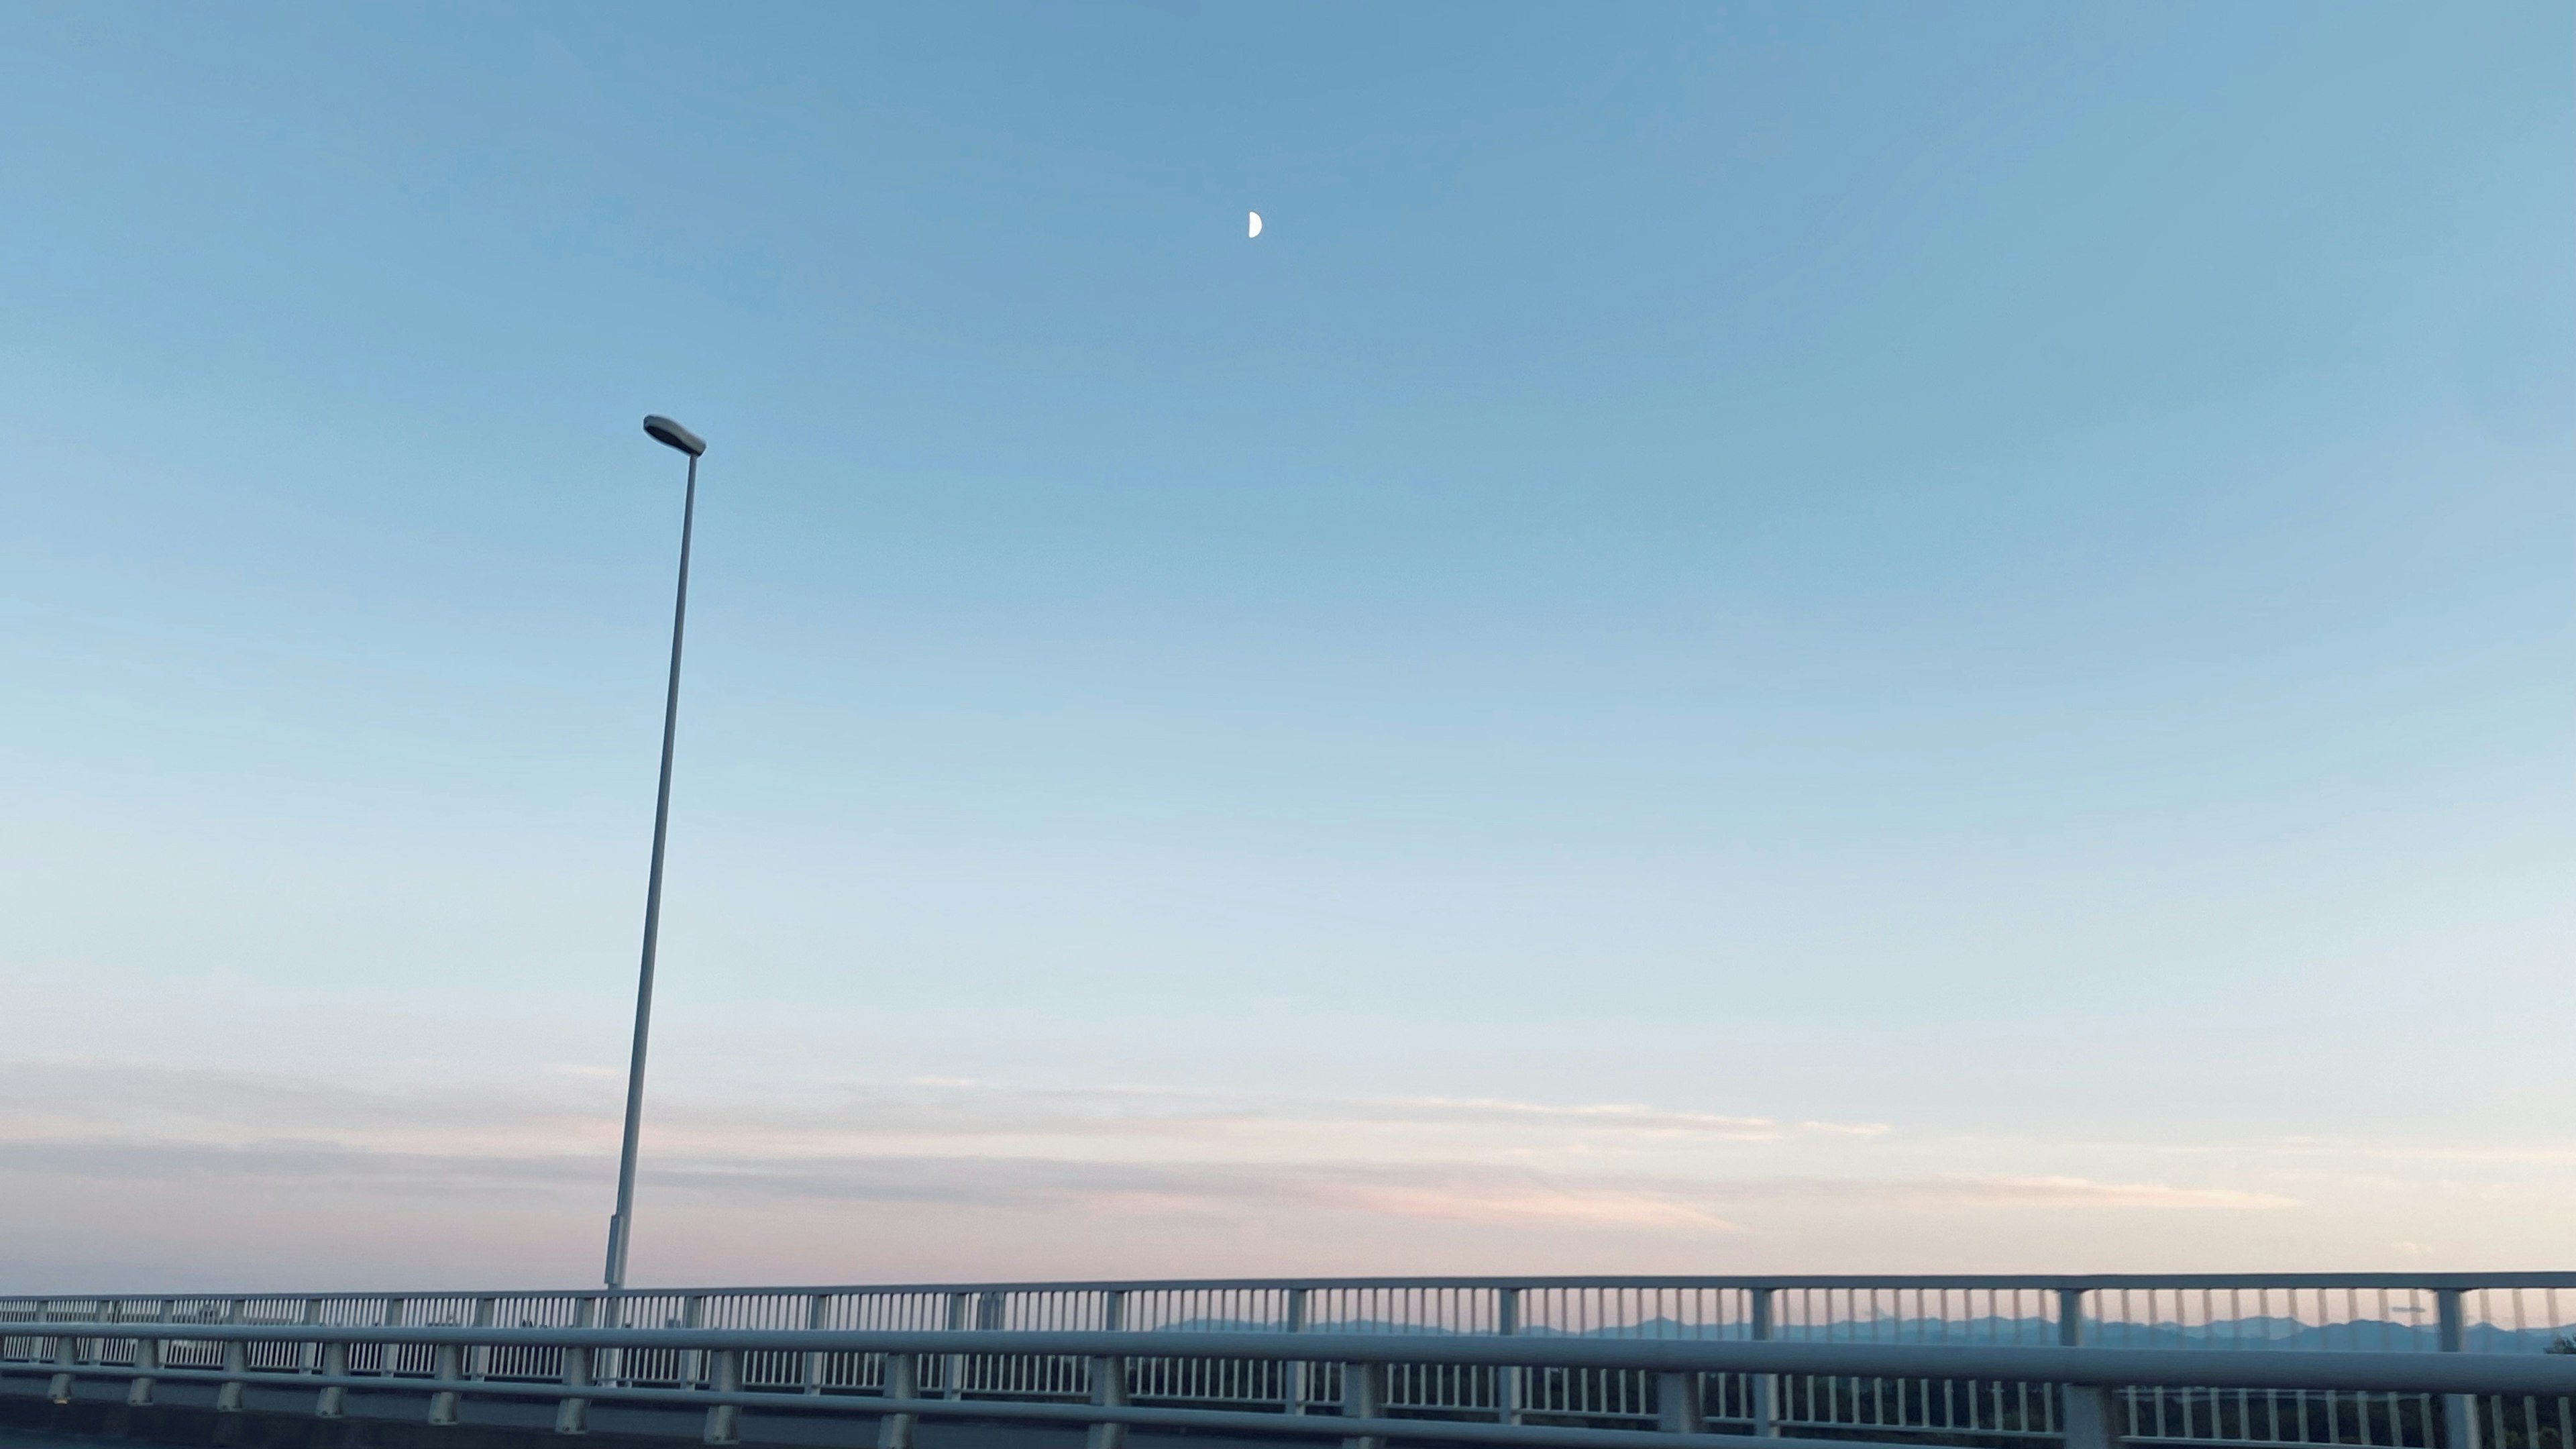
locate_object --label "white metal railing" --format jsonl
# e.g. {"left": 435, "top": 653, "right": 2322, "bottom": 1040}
{"left": 6, "top": 1277, "right": 2573, "bottom": 1449}
{"left": 5, "top": 1318, "right": 2573, "bottom": 1449}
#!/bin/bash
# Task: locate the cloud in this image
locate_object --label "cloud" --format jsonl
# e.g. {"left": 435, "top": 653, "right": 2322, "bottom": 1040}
{"left": 1638, "top": 1173, "right": 2298, "bottom": 1211}
{"left": 1365, "top": 1096, "right": 1884, "bottom": 1140}
{"left": 0, "top": 1132, "right": 2286, "bottom": 1229}
{"left": 0, "top": 1138, "right": 600, "bottom": 1189}
{"left": 0, "top": 1137, "right": 1741, "bottom": 1230}
{"left": 0, "top": 1062, "right": 1886, "bottom": 1160}
{"left": 665, "top": 1156, "right": 1748, "bottom": 1230}
{"left": 1904, "top": 1175, "right": 2298, "bottom": 1210}
{"left": 0, "top": 1055, "right": 2309, "bottom": 1288}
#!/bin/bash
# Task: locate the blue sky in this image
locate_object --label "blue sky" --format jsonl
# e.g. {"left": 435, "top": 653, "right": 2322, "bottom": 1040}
{"left": 2, "top": 1, "right": 2570, "bottom": 1289}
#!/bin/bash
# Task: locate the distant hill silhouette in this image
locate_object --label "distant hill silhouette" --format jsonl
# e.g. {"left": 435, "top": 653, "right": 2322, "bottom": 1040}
{"left": 1151, "top": 1314, "right": 2576, "bottom": 1354}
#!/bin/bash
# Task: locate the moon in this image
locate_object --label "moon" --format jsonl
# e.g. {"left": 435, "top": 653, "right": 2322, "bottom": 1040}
{"left": 1248, "top": 211, "right": 1263, "bottom": 239}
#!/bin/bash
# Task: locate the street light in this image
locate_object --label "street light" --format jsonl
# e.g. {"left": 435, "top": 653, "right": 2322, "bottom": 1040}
{"left": 605, "top": 413, "right": 708, "bottom": 1295}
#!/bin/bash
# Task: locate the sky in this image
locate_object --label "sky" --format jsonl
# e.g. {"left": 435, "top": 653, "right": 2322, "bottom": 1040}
{"left": 1, "top": 1, "right": 2571, "bottom": 1293}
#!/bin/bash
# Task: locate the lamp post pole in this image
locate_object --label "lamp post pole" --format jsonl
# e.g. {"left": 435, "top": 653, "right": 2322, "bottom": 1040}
{"left": 606, "top": 413, "right": 709, "bottom": 1295}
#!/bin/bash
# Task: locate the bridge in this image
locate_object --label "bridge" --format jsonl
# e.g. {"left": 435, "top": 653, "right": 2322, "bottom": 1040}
{"left": 7, "top": 1275, "right": 2572, "bottom": 1449}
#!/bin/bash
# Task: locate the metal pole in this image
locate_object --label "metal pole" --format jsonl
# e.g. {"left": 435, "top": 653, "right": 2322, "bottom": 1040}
{"left": 606, "top": 449, "right": 698, "bottom": 1294}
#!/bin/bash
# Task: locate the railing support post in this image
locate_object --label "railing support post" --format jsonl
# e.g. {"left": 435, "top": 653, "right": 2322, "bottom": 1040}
{"left": 315, "top": 1342, "right": 348, "bottom": 1419}
{"left": 704, "top": 1349, "right": 741, "bottom": 1445}
{"left": 1285, "top": 1287, "right": 1310, "bottom": 1415}
{"left": 1341, "top": 1360, "right": 1386, "bottom": 1449}
{"left": 803, "top": 1293, "right": 829, "bottom": 1395}
{"left": 48, "top": 1326, "right": 77, "bottom": 1405}
{"left": 471, "top": 1296, "right": 498, "bottom": 1389}
{"left": 430, "top": 1340, "right": 464, "bottom": 1425}
{"left": 213, "top": 1298, "right": 248, "bottom": 1413}
{"left": 556, "top": 1297, "right": 597, "bottom": 1436}
{"left": 592, "top": 1292, "right": 622, "bottom": 1392}
{"left": 215, "top": 1338, "right": 249, "bottom": 1413}
{"left": 2062, "top": 1384, "right": 2119, "bottom": 1449}
{"left": 1660, "top": 1371, "right": 1707, "bottom": 1434}
{"left": 126, "top": 1334, "right": 160, "bottom": 1407}
{"left": 877, "top": 1352, "right": 918, "bottom": 1449}
{"left": 127, "top": 1299, "right": 170, "bottom": 1407}
{"left": 378, "top": 1297, "right": 407, "bottom": 1409}
{"left": 1087, "top": 1354, "right": 1129, "bottom": 1449}
{"left": 1750, "top": 1287, "right": 1778, "bottom": 1438}
{"left": 555, "top": 1345, "right": 592, "bottom": 1435}
{"left": 1498, "top": 1287, "right": 1524, "bottom": 1426}
{"left": 2436, "top": 1288, "right": 2482, "bottom": 1449}
{"left": 943, "top": 1292, "right": 970, "bottom": 1401}
{"left": 2055, "top": 1289, "right": 2106, "bottom": 1449}
{"left": 682, "top": 1293, "right": 707, "bottom": 1388}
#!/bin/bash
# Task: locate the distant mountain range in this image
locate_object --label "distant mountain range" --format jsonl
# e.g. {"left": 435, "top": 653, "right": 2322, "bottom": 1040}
{"left": 1162, "top": 1316, "right": 2575, "bottom": 1355}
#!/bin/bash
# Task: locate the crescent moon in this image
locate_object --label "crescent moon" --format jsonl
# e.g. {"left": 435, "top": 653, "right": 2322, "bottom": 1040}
{"left": 1248, "top": 211, "right": 1263, "bottom": 238}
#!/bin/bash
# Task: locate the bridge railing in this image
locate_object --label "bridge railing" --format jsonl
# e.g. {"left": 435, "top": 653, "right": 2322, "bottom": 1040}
{"left": 13, "top": 1275, "right": 2575, "bottom": 1346}
{"left": 6, "top": 1277, "right": 2573, "bottom": 1449}
{"left": 5, "top": 1319, "right": 2573, "bottom": 1449}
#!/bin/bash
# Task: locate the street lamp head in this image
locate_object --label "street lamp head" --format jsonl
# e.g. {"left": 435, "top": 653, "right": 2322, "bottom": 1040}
{"left": 643, "top": 415, "right": 706, "bottom": 458}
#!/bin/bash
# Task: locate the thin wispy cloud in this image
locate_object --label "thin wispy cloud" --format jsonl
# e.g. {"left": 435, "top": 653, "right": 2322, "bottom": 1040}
{"left": 1368, "top": 1097, "right": 1884, "bottom": 1140}
{"left": 0, "top": 1063, "right": 1889, "bottom": 1160}
{"left": 0, "top": 1061, "right": 2290, "bottom": 1236}
{"left": 24, "top": 1056, "right": 2570, "bottom": 1292}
